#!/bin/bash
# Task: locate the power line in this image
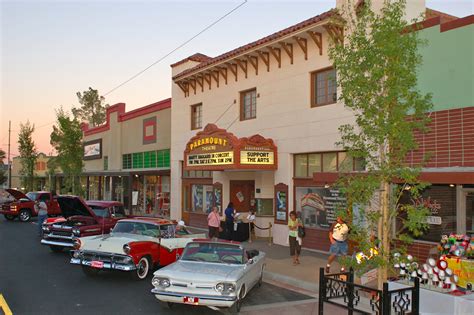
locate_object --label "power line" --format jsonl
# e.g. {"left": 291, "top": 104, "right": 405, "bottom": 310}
{"left": 103, "top": 0, "right": 248, "bottom": 97}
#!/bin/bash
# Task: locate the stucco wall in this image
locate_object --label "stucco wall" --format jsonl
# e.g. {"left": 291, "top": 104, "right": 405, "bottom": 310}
{"left": 417, "top": 24, "right": 474, "bottom": 111}
{"left": 170, "top": 29, "right": 356, "bottom": 223}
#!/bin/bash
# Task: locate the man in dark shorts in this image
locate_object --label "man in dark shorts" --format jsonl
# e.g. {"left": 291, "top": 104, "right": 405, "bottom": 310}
{"left": 325, "top": 216, "right": 349, "bottom": 273}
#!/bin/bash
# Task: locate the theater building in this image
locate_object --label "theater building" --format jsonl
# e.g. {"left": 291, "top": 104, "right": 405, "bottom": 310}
{"left": 82, "top": 99, "right": 171, "bottom": 216}
{"left": 169, "top": 1, "right": 472, "bottom": 255}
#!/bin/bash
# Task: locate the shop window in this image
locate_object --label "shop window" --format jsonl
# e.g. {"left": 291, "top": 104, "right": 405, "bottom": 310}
{"left": 104, "top": 156, "right": 108, "bottom": 171}
{"left": 191, "top": 103, "right": 202, "bottom": 130}
{"left": 133, "top": 152, "right": 144, "bottom": 168}
{"left": 255, "top": 198, "right": 274, "bottom": 216}
{"left": 308, "top": 153, "right": 322, "bottom": 174}
{"left": 294, "top": 154, "right": 308, "bottom": 177}
{"left": 240, "top": 88, "right": 257, "bottom": 121}
{"left": 191, "top": 184, "right": 214, "bottom": 213}
{"left": 311, "top": 67, "right": 337, "bottom": 107}
{"left": 123, "top": 154, "right": 132, "bottom": 169}
{"left": 294, "top": 152, "right": 365, "bottom": 177}
{"left": 398, "top": 185, "right": 457, "bottom": 242}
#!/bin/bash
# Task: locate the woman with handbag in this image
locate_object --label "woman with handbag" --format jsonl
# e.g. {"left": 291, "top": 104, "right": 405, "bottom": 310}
{"left": 288, "top": 211, "right": 303, "bottom": 265}
{"left": 207, "top": 206, "right": 221, "bottom": 240}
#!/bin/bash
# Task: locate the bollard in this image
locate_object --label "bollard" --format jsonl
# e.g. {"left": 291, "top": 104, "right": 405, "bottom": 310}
{"left": 268, "top": 222, "right": 273, "bottom": 246}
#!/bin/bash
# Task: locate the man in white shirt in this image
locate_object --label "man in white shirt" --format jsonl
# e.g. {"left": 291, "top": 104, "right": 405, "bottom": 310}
{"left": 325, "top": 216, "right": 349, "bottom": 273}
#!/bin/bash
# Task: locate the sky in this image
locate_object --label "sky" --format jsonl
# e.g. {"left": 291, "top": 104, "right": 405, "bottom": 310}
{"left": 1, "top": 0, "right": 473, "bottom": 159}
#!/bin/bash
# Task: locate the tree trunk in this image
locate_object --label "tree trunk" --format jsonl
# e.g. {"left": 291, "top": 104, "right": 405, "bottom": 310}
{"left": 377, "top": 180, "right": 391, "bottom": 289}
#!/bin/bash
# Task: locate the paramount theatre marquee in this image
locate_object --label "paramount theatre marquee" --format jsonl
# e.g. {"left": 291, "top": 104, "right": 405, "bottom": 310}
{"left": 184, "top": 124, "right": 277, "bottom": 171}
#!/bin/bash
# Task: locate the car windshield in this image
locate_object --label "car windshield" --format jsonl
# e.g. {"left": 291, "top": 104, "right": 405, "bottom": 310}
{"left": 112, "top": 221, "right": 160, "bottom": 238}
{"left": 89, "top": 206, "right": 110, "bottom": 218}
{"left": 181, "top": 242, "right": 244, "bottom": 264}
{"left": 26, "top": 192, "right": 39, "bottom": 201}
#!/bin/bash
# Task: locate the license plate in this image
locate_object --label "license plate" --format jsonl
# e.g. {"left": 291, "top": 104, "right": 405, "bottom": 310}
{"left": 183, "top": 296, "right": 199, "bottom": 305}
{"left": 91, "top": 261, "right": 104, "bottom": 269}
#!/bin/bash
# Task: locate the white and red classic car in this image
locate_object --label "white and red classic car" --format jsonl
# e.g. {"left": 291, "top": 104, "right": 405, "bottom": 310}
{"left": 70, "top": 218, "right": 205, "bottom": 280}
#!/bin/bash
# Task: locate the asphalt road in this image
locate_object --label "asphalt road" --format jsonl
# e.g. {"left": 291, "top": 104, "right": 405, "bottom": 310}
{"left": 0, "top": 217, "right": 313, "bottom": 315}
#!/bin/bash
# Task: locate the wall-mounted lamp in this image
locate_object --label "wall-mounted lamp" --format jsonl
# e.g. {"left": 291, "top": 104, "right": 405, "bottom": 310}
{"left": 449, "top": 184, "right": 455, "bottom": 187}
{"left": 324, "top": 183, "right": 330, "bottom": 189}
{"left": 135, "top": 174, "right": 139, "bottom": 178}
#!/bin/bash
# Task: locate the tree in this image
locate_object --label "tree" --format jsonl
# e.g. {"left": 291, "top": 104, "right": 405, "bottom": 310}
{"left": 50, "top": 108, "right": 83, "bottom": 194}
{"left": 18, "top": 121, "right": 38, "bottom": 191}
{"left": 0, "top": 149, "right": 6, "bottom": 185}
{"left": 45, "top": 155, "right": 60, "bottom": 191}
{"left": 328, "top": 0, "right": 433, "bottom": 287}
{"left": 72, "top": 87, "right": 108, "bottom": 127}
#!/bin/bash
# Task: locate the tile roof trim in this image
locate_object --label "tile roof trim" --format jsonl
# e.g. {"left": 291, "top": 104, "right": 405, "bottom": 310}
{"left": 172, "top": 9, "right": 335, "bottom": 81}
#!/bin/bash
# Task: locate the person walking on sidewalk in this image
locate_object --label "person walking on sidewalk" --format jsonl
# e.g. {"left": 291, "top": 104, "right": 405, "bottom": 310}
{"left": 288, "top": 211, "right": 303, "bottom": 265}
{"left": 207, "top": 206, "right": 221, "bottom": 240}
{"left": 224, "top": 202, "right": 235, "bottom": 240}
{"left": 35, "top": 199, "right": 48, "bottom": 236}
{"left": 325, "top": 216, "right": 349, "bottom": 273}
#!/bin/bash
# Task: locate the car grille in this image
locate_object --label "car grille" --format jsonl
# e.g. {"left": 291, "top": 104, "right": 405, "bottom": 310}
{"left": 50, "top": 230, "right": 73, "bottom": 237}
{"left": 81, "top": 251, "right": 130, "bottom": 264}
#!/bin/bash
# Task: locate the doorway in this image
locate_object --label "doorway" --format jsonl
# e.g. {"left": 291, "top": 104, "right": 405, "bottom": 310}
{"left": 230, "top": 180, "right": 255, "bottom": 213}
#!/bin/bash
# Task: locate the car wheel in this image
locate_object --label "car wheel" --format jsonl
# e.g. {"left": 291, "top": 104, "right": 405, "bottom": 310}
{"left": 4, "top": 214, "right": 15, "bottom": 221}
{"left": 19, "top": 209, "right": 31, "bottom": 222}
{"left": 49, "top": 245, "right": 64, "bottom": 253}
{"left": 231, "top": 285, "right": 245, "bottom": 313}
{"left": 132, "top": 256, "right": 151, "bottom": 280}
{"left": 82, "top": 265, "right": 100, "bottom": 277}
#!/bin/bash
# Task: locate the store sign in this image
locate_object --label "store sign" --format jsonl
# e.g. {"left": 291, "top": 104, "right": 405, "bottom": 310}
{"left": 187, "top": 151, "right": 234, "bottom": 166}
{"left": 240, "top": 151, "right": 274, "bottom": 165}
{"left": 83, "top": 139, "right": 102, "bottom": 160}
{"left": 184, "top": 124, "right": 277, "bottom": 170}
{"left": 426, "top": 216, "right": 442, "bottom": 225}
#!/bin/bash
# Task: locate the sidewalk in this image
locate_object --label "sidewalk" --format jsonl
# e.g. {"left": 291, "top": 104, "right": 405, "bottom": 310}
{"left": 244, "top": 239, "right": 342, "bottom": 292}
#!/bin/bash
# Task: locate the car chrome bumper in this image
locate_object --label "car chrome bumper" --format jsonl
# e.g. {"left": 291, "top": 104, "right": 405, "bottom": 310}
{"left": 41, "top": 239, "right": 74, "bottom": 247}
{"left": 151, "top": 288, "right": 237, "bottom": 307}
{"left": 70, "top": 258, "right": 136, "bottom": 271}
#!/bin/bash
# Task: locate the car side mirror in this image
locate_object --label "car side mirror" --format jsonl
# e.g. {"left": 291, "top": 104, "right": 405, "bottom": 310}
{"left": 248, "top": 258, "right": 254, "bottom": 265}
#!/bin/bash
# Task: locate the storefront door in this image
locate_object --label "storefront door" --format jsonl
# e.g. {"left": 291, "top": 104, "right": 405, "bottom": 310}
{"left": 230, "top": 180, "right": 255, "bottom": 213}
{"left": 464, "top": 190, "right": 474, "bottom": 235}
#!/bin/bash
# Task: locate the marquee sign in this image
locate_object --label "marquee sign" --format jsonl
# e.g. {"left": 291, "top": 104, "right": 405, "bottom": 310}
{"left": 184, "top": 124, "right": 277, "bottom": 170}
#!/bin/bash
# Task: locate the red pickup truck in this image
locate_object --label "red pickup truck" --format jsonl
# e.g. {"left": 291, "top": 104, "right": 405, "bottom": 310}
{"left": 0, "top": 189, "right": 61, "bottom": 222}
{"left": 41, "top": 195, "right": 126, "bottom": 252}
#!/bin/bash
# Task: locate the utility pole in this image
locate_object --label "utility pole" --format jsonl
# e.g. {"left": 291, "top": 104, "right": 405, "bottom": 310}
{"left": 8, "top": 120, "right": 11, "bottom": 188}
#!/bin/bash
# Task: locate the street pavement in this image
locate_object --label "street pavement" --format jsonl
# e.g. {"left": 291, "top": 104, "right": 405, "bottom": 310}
{"left": 0, "top": 217, "right": 344, "bottom": 315}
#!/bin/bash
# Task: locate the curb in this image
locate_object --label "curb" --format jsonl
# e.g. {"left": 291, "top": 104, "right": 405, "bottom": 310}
{"left": 263, "top": 270, "right": 319, "bottom": 293}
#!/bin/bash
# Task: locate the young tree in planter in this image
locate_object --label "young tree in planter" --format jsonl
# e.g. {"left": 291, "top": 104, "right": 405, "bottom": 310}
{"left": 50, "top": 108, "right": 83, "bottom": 195}
{"left": 72, "top": 87, "right": 108, "bottom": 127}
{"left": 328, "top": 0, "right": 433, "bottom": 287}
{"left": 18, "top": 121, "right": 38, "bottom": 191}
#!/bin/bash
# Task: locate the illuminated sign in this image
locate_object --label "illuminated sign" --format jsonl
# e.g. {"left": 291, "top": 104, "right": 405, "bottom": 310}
{"left": 240, "top": 151, "right": 274, "bottom": 165}
{"left": 187, "top": 151, "right": 234, "bottom": 166}
{"left": 188, "top": 137, "right": 228, "bottom": 151}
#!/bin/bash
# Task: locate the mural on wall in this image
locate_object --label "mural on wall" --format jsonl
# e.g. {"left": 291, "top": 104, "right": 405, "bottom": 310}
{"left": 143, "top": 116, "right": 157, "bottom": 145}
{"left": 83, "top": 139, "right": 102, "bottom": 160}
{"left": 295, "top": 187, "right": 347, "bottom": 229}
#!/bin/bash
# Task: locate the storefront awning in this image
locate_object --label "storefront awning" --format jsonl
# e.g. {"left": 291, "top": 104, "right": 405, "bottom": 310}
{"left": 184, "top": 124, "right": 277, "bottom": 171}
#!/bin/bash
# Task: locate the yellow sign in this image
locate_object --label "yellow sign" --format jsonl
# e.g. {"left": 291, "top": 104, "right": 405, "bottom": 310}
{"left": 446, "top": 257, "right": 474, "bottom": 289}
{"left": 189, "top": 137, "right": 228, "bottom": 151}
{"left": 187, "top": 151, "right": 234, "bottom": 166}
{"left": 240, "top": 151, "right": 274, "bottom": 165}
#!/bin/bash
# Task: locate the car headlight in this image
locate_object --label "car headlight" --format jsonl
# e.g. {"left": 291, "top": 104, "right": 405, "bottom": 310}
{"left": 72, "top": 250, "right": 82, "bottom": 259}
{"left": 42, "top": 225, "right": 50, "bottom": 232}
{"left": 215, "top": 282, "right": 236, "bottom": 294}
{"left": 152, "top": 277, "right": 170, "bottom": 288}
{"left": 123, "top": 244, "right": 131, "bottom": 254}
{"left": 72, "top": 228, "right": 81, "bottom": 236}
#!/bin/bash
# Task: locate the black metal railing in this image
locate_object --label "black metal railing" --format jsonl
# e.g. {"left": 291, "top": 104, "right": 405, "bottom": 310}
{"left": 318, "top": 267, "right": 419, "bottom": 315}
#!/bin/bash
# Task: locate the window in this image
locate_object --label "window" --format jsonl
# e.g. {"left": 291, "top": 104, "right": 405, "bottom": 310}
{"left": 122, "top": 149, "right": 170, "bottom": 170}
{"left": 182, "top": 170, "right": 212, "bottom": 178}
{"left": 240, "top": 88, "right": 257, "bottom": 120}
{"left": 311, "top": 67, "right": 337, "bottom": 106}
{"left": 191, "top": 103, "right": 202, "bottom": 130}
{"left": 294, "top": 151, "right": 365, "bottom": 177}
{"left": 104, "top": 156, "right": 108, "bottom": 170}
{"left": 191, "top": 184, "right": 214, "bottom": 213}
